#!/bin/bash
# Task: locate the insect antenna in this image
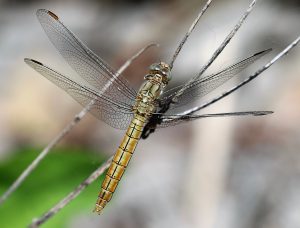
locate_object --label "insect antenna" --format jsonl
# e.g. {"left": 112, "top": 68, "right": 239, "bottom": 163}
{"left": 169, "top": 0, "right": 213, "bottom": 70}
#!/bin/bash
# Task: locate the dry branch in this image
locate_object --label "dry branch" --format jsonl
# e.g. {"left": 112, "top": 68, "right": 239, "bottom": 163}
{"left": 169, "top": 0, "right": 213, "bottom": 70}
{"left": 29, "top": 157, "right": 113, "bottom": 227}
{"left": 172, "top": 0, "right": 258, "bottom": 102}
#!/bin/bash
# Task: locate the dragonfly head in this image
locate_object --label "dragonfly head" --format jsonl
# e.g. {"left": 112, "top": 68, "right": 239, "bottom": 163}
{"left": 145, "top": 62, "right": 171, "bottom": 85}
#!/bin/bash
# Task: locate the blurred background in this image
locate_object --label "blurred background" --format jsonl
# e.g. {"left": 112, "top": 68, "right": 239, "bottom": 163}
{"left": 0, "top": 0, "right": 300, "bottom": 227}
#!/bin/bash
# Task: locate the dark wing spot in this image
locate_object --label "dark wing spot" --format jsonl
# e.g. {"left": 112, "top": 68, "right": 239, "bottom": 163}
{"left": 31, "top": 59, "right": 43, "bottom": 66}
{"left": 47, "top": 10, "right": 59, "bottom": 20}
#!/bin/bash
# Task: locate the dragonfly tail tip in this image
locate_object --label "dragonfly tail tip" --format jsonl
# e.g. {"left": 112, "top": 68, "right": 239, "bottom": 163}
{"left": 93, "top": 204, "right": 104, "bottom": 215}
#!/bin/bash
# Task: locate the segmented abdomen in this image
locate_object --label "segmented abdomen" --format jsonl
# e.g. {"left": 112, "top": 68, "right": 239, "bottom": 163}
{"left": 94, "top": 114, "right": 147, "bottom": 214}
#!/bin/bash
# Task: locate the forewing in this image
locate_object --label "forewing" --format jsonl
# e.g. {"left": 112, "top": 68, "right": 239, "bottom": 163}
{"left": 36, "top": 9, "right": 137, "bottom": 107}
{"left": 161, "top": 49, "right": 271, "bottom": 113}
{"left": 25, "top": 58, "right": 134, "bottom": 130}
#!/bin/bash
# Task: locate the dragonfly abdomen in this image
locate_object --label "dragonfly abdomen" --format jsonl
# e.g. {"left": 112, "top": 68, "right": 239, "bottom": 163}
{"left": 94, "top": 114, "right": 147, "bottom": 214}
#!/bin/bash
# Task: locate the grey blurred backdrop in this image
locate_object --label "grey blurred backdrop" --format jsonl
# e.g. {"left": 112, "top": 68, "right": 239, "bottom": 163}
{"left": 0, "top": 0, "right": 300, "bottom": 227}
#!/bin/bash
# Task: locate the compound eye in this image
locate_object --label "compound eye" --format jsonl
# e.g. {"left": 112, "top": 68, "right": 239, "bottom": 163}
{"left": 149, "top": 63, "right": 157, "bottom": 70}
{"left": 164, "top": 71, "right": 171, "bottom": 82}
{"left": 144, "top": 74, "right": 151, "bottom": 80}
{"left": 150, "top": 63, "right": 162, "bottom": 71}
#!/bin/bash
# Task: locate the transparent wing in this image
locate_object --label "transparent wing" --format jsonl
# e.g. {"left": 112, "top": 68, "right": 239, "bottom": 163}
{"left": 36, "top": 9, "right": 137, "bottom": 107}
{"left": 157, "top": 111, "right": 273, "bottom": 128}
{"left": 160, "top": 49, "right": 271, "bottom": 113}
{"left": 25, "top": 58, "right": 134, "bottom": 130}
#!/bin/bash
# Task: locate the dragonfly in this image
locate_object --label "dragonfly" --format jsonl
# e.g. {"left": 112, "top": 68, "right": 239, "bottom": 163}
{"left": 25, "top": 9, "right": 273, "bottom": 214}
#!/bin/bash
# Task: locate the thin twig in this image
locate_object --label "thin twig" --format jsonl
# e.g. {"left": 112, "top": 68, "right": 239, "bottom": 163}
{"left": 171, "top": 0, "right": 258, "bottom": 103}
{"left": 0, "top": 43, "right": 158, "bottom": 206}
{"left": 169, "top": 0, "right": 213, "bottom": 70}
{"left": 178, "top": 36, "right": 300, "bottom": 116}
{"left": 29, "top": 157, "right": 113, "bottom": 228}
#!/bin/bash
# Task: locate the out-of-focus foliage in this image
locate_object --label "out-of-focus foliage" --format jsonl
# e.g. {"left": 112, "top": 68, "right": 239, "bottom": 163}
{"left": 0, "top": 147, "right": 107, "bottom": 228}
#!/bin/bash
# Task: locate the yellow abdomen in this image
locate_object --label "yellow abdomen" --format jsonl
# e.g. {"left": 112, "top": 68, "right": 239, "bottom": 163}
{"left": 94, "top": 114, "right": 147, "bottom": 214}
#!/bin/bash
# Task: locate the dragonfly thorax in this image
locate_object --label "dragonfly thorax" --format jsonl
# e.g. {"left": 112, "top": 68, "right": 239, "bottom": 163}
{"left": 133, "top": 62, "right": 171, "bottom": 117}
